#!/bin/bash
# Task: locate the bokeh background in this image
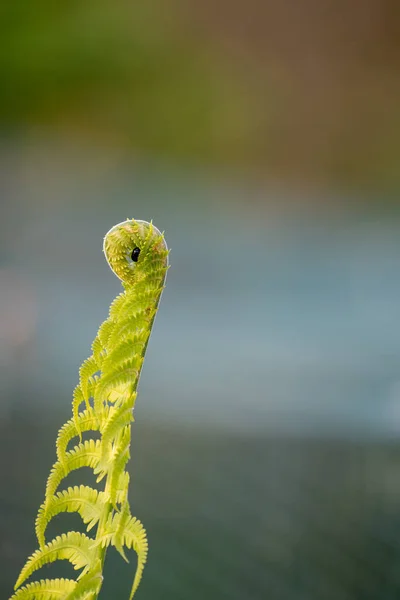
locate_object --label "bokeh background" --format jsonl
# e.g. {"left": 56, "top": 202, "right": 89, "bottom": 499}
{"left": 1, "top": 1, "right": 400, "bottom": 598}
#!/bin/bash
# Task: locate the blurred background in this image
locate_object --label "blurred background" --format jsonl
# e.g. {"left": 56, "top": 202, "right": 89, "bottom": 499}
{"left": 1, "top": 1, "right": 400, "bottom": 598}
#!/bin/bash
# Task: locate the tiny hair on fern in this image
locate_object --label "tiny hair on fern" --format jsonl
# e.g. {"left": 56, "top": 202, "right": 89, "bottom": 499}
{"left": 11, "top": 219, "right": 169, "bottom": 600}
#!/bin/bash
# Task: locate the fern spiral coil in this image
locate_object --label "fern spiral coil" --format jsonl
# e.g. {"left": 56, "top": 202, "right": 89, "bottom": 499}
{"left": 11, "top": 219, "right": 169, "bottom": 600}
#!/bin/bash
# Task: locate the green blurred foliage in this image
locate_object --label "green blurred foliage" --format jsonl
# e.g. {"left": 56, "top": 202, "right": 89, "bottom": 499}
{"left": 0, "top": 1, "right": 257, "bottom": 163}
{"left": 0, "top": 0, "right": 400, "bottom": 191}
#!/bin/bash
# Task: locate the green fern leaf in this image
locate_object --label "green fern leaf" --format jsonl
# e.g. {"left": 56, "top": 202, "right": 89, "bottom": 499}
{"left": 107, "top": 313, "right": 150, "bottom": 349}
{"left": 98, "top": 404, "right": 135, "bottom": 471}
{"left": 71, "top": 386, "right": 85, "bottom": 439}
{"left": 111, "top": 501, "right": 131, "bottom": 562}
{"left": 89, "top": 513, "right": 114, "bottom": 550}
{"left": 90, "top": 337, "right": 104, "bottom": 365}
{"left": 115, "top": 470, "right": 130, "bottom": 505}
{"left": 101, "top": 338, "right": 144, "bottom": 373}
{"left": 119, "top": 515, "right": 148, "bottom": 600}
{"left": 107, "top": 428, "right": 131, "bottom": 507}
{"left": 10, "top": 578, "right": 76, "bottom": 599}
{"left": 79, "top": 356, "right": 99, "bottom": 402}
{"left": 121, "top": 288, "right": 163, "bottom": 318}
{"left": 36, "top": 486, "right": 105, "bottom": 548}
{"left": 95, "top": 360, "right": 140, "bottom": 404}
{"left": 63, "top": 566, "right": 103, "bottom": 600}
{"left": 107, "top": 292, "right": 126, "bottom": 320}
{"left": 56, "top": 410, "right": 102, "bottom": 467}
{"left": 96, "top": 318, "right": 115, "bottom": 348}
{"left": 15, "top": 532, "right": 95, "bottom": 589}
{"left": 45, "top": 440, "right": 102, "bottom": 501}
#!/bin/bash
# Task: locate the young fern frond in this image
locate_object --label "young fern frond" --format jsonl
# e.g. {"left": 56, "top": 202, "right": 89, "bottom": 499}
{"left": 11, "top": 219, "right": 169, "bottom": 600}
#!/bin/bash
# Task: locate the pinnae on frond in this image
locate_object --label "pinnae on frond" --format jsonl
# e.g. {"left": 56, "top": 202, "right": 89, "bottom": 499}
{"left": 11, "top": 219, "right": 169, "bottom": 600}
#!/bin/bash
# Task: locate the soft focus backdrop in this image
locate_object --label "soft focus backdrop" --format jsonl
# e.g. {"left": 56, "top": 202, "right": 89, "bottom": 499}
{"left": 1, "top": 2, "right": 400, "bottom": 599}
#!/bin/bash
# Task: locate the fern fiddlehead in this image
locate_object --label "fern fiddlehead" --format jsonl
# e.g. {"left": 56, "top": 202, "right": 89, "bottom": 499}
{"left": 11, "top": 219, "right": 169, "bottom": 600}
